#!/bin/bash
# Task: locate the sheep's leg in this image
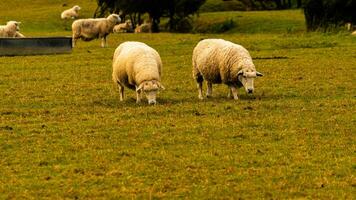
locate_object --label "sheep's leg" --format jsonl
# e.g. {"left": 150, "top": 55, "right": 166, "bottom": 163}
{"left": 206, "top": 82, "right": 213, "bottom": 98}
{"left": 197, "top": 82, "right": 203, "bottom": 100}
{"left": 115, "top": 81, "right": 124, "bottom": 101}
{"left": 136, "top": 90, "right": 142, "bottom": 103}
{"left": 118, "top": 85, "right": 124, "bottom": 101}
{"left": 101, "top": 37, "right": 107, "bottom": 48}
{"left": 230, "top": 86, "right": 239, "bottom": 100}
{"left": 228, "top": 87, "right": 232, "bottom": 99}
{"left": 72, "top": 37, "right": 76, "bottom": 48}
{"left": 194, "top": 72, "right": 204, "bottom": 100}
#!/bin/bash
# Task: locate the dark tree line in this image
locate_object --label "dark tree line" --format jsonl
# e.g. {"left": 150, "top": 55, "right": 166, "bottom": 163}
{"left": 94, "top": 0, "right": 206, "bottom": 32}
{"left": 303, "top": 0, "right": 356, "bottom": 31}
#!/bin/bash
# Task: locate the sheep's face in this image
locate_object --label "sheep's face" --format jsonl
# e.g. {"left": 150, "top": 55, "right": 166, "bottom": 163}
{"left": 7, "top": 21, "right": 20, "bottom": 31}
{"left": 108, "top": 14, "right": 121, "bottom": 24}
{"left": 73, "top": 5, "right": 81, "bottom": 11}
{"left": 238, "top": 69, "right": 263, "bottom": 94}
{"left": 137, "top": 80, "right": 165, "bottom": 105}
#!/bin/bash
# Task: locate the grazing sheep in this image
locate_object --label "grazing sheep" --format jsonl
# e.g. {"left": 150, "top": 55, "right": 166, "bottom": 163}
{"left": 192, "top": 39, "right": 263, "bottom": 100}
{"left": 352, "top": 31, "right": 356, "bottom": 35}
{"left": 0, "top": 21, "right": 21, "bottom": 38}
{"left": 71, "top": 14, "right": 121, "bottom": 47}
{"left": 134, "top": 22, "right": 151, "bottom": 33}
{"left": 113, "top": 20, "right": 133, "bottom": 33}
{"left": 112, "top": 41, "right": 165, "bottom": 104}
{"left": 61, "top": 5, "right": 81, "bottom": 19}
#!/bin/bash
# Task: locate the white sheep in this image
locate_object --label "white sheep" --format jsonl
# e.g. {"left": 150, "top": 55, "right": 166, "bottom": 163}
{"left": 71, "top": 14, "right": 121, "bottom": 47}
{"left": 113, "top": 20, "right": 133, "bottom": 33}
{"left": 352, "top": 31, "right": 356, "bottom": 35}
{"left": 112, "top": 41, "right": 165, "bottom": 104}
{"left": 192, "top": 39, "right": 263, "bottom": 100}
{"left": 0, "top": 21, "right": 21, "bottom": 38}
{"left": 61, "top": 5, "right": 81, "bottom": 19}
{"left": 134, "top": 22, "right": 151, "bottom": 33}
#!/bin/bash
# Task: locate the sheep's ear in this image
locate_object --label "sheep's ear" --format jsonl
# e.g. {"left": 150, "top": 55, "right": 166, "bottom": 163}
{"left": 136, "top": 83, "right": 144, "bottom": 92}
{"left": 157, "top": 82, "right": 165, "bottom": 90}
{"left": 238, "top": 70, "right": 244, "bottom": 76}
{"left": 256, "top": 71, "right": 263, "bottom": 77}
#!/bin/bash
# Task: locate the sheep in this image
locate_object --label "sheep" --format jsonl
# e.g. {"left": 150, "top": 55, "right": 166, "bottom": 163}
{"left": 0, "top": 21, "right": 21, "bottom": 38}
{"left": 134, "top": 22, "right": 151, "bottom": 33}
{"left": 61, "top": 5, "right": 81, "bottom": 19}
{"left": 112, "top": 41, "right": 165, "bottom": 104}
{"left": 71, "top": 14, "right": 121, "bottom": 47}
{"left": 352, "top": 31, "right": 356, "bottom": 36}
{"left": 113, "top": 20, "right": 133, "bottom": 33}
{"left": 192, "top": 39, "right": 263, "bottom": 100}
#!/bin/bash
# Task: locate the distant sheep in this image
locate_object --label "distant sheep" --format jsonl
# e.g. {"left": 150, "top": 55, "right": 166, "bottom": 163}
{"left": 134, "top": 22, "right": 151, "bottom": 33}
{"left": 61, "top": 5, "right": 81, "bottom": 19}
{"left": 113, "top": 20, "right": 133, "bottom": 33}
{"left": 0, "top": 21, "right": 21, "bottom": 38}
{"left": 112, "top": 41, "right": 165, "bottom": 104}
{"left": 352, "top": 31, "right": 356, "bottom": 35}
{"left": 192, "top": 39, "right": 263, "bottom": 100}
{"left": 71, "top": 14, "right": 121, "bottom": 47}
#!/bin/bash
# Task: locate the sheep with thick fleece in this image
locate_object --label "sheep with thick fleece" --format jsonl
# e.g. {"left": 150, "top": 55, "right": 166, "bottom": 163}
{"left": 113, "top": 20, "right": 133, "bottom": 33}
{"left": 192, "top": 39, "right": 263, "bottom": 100}
{"left": 61, "top": 5, "right": 81, "bottom": 19}
{"left": 71, "top": 14, "right": 121, "bottom": 47}
{"left": 112, "top": 41, "right": 165, "bottom": 104}
{"left": 0, "top": 21, "right": 21, "bottom": 38}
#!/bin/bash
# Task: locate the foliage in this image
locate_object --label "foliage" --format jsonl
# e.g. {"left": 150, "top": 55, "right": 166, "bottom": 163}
{"left": 95, "top": 0, "right": 206, "bottom": 32}
{"left": 303, "top": 0, "right": 356, "bottom": 31}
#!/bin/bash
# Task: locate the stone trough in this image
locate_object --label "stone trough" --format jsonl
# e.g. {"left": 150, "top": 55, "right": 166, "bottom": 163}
{"left": 0, "top": 37, "right": 72, "bottom": 56}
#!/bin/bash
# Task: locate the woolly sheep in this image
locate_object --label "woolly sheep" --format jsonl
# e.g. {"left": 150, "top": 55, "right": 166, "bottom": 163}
{"left": 112, "top": 41, "right": 165, "bottom": 104}
{"left": 71, "top": 14, "right": 121, "bottom": 47}
{"left": 352, "top": 31, "right": 356, "bottom": 35}
{"left": 134, "top": 22, "right": 151, "bottom": 33}
{"left": 61, "top": 5, "right": 81, "bottom": 19}
{"left": 0, "top": 21, "right": 21, "bottom": 38}
{"left": 113, "top": 20, "right": 133, "bottom": 33}
{"left": 192, "top": 39, "right": 263, "bottom": 100}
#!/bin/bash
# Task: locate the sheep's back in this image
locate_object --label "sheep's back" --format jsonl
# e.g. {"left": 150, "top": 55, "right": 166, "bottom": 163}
{"left": 193, "top": 39, "right": 253, "bottom": 83}
{"left": 113, "top": 42, "right": 161, "bottom": 87}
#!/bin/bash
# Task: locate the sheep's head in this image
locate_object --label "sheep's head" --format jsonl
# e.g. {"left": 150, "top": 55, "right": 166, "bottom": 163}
{"left": 237, "top": 68, "right": 263, "bottom": 94}
{"left": 6, "top": 21, "right": 21, "bottom": 31}
{"left": 136, "top": 80, "right": 165, "bottom": 105}
{"left": 73, "top": 5, "right": 81, "bottom": 11}
{"left": 107, "top": 14, "right": 121, "bottom": 24}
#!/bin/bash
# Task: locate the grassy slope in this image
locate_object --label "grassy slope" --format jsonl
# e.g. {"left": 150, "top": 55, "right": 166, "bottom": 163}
{"left": 1, "top": 0, "right": 355, "bottom": 199}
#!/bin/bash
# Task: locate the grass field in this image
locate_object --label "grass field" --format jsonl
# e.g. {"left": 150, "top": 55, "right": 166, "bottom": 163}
{"left": 1, "top": 0, "right": 355, "bottom": 199}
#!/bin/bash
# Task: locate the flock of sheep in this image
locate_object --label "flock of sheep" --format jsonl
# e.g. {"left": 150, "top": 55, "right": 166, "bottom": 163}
{"left": 58, "top": 5, "right": 264, "bottom": 105}
{"left": 5, "top": 4, "right": 356, "bottom": 105}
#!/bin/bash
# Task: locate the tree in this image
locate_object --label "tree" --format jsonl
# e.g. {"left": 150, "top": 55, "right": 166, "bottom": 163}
{"left": 95, "top": 0, "right": 206, "bottom": 32}
{"left": 303, "top": 0, "right": 356, "bottom": 31}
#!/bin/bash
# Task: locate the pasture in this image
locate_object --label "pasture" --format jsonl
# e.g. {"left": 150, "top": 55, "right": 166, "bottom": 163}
{"left": 0, "top": 0, "right": 355, "bottom": 199}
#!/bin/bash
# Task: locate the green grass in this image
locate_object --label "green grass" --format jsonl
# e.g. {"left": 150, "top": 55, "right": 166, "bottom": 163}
{"left": 1, "top": 0, "right": 355, "bottom": 199}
